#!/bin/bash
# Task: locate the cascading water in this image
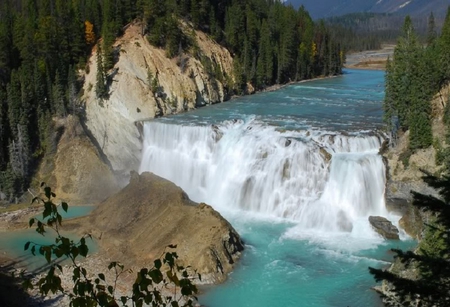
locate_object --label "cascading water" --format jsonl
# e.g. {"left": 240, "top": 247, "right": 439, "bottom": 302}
{"left": 139, "top": 118, "right": 387, "bottom": 234}
{"left": 138, "top": 69, "right": 413, "bottom": 307}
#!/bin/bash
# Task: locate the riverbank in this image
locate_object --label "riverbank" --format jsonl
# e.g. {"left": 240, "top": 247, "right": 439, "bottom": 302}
{"left": 345, "top": 45, "right": 395, "bottom": 70}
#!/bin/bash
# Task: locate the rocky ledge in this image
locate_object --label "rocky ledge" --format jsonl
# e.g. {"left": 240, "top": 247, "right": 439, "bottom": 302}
{"left": 75, "top": 171, "right": 244, "bottom": 285}
{"left": 369, "top": 216, "right": 400, "bottom": 240}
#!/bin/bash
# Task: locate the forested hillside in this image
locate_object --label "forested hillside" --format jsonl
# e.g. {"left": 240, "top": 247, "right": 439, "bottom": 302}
{"left": 383, "top": 10, "right": 450, "bottom": 154}
{"left": 0, "top": 0, "right": 343, "bottom": 202}
{"left": 285, "top": 0, "right": 449, "bottom": 19}
{"left": 370, "top": 10, "right": 450, "bottom": 305}
{"left": 325, "top": 12, "right": 446, "bottom": 52}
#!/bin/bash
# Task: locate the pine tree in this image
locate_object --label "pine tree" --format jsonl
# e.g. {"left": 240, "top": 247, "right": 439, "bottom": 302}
{"left": 439, "top": 8, "right": 450, "bottom": 83}
{"left": 256, "top": 20, "right": 273, "bottom": 88}
{"left": 427, "top": 12, "right": 437, "bottom": 47}
{"left": 95, "top": 44, "right": 107, "bottom": 100}
{"left": 52, "top": 71, "right": 66, "bottom": 117}
{"left": 370, "top": 173, "right": 450, "bottom": 306}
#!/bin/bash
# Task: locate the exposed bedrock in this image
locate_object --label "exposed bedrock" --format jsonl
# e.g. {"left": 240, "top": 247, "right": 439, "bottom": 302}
{"left": 80, "top": 171, "right": 244, "bottom": 285}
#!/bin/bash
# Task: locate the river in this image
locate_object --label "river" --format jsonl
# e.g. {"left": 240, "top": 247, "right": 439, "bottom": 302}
{"left": 139, "top": 69, "right": 415, "bottom": 307}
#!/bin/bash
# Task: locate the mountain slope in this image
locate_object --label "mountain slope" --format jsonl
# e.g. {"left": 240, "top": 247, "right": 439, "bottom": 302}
{"left": 285, "top": 0, "right": 450, "bottom": 19}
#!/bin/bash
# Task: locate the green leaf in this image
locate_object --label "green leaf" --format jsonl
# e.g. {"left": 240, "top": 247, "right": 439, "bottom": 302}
{"left": 43, "top": 206, "right": 52, "bottom": 219}
{"left": 98, "top": 273, "right": 105, "bottom": 281}
{"left": 62, "top": 202, "right": 68, "bottom": 212}
{"left": 44, "top": 186, "right": 51, "bottom": 199}
{"left": 56, "top": 264, "right": 63, "bottom": 273}
{"left": 24, "top": 241, "right": 30, "bottom": 251}
{"left": 164, "top": 252, "right": 174, "bottom": 266}
{"left": 45, "top": 249, "right": 52, "bottom": 264}
{"left": 54, "top": 247, "right": 64, "bottom": 258}
{"left": 148, "top": 269, "right": 163, "bottom": 284}
{"left": 79, "top": 243, "right": 88, "bottom": 257}
{"left": 73, "top": 267, "right": 80, "bottom": 280}
{"left": 181, "top": 286, "right": 192, "bottom": 296}
{"left": 71, "top": 246, "right": 79, "bottom": 259}
{"left": 168, "top": 244, "right": 177, "bottom": 249}
{"left": 154, "top": 259, "right": 162, "bottom": 269}
{"left": 166, "top": 270, "right": 180, "bottom": 286}
{"left": 108, "top": 285, "right": 113, "bottom": 295}
{"left": 171, "top": 301, "right": 179, "bottom": 307}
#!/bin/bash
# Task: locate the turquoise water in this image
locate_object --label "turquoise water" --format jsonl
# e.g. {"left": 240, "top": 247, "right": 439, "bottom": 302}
{"left": 199, "top": 215, "right": 414, "bottom": 307}
{"left": 36, "top": 205, "right": 95, "bottom": 221}
{"left": 139, "top": 69, "right": 416, "bottom": 307}
{"left": 0, "top": 206, "right": 95, "bottom": 271}
{"left": 159, "top": 69, "right": 385, "bottom": 132}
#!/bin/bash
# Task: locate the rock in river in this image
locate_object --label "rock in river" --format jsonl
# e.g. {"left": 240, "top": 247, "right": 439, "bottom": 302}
{"left": 368, "top": 216, "right": 400, "bottom": 240}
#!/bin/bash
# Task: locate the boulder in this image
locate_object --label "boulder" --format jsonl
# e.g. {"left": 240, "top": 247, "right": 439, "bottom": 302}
{"left": 83, "top": 172, "right": 244, "bottom": 284}
{"left": 369, "top": 216, "right": 400, "bottom": 240}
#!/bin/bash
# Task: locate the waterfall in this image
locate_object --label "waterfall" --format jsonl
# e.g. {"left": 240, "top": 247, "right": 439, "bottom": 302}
{"left": 139, "top": 118, "right": 387, "bottom": 233}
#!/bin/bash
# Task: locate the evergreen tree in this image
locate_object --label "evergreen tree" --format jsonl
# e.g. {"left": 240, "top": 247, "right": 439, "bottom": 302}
{"left": 95, "top": 44, "right": 107, "bottom": 100}
{"left": 52, "top": 71, "right": 66, "bottom": 117}
{"left": 439, "top": 8, "right": 450, "bottom": 83}
{"left": 370, "top": 173, "right": 450, "bottom": 306}
{"left": 256, "top": 20, "right": 273, "bottom": 88}
{"left": 426, "top": 12, "right": 437, "bottom": 47}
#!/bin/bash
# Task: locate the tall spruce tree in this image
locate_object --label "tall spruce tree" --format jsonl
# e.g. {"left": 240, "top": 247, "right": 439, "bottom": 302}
{"left": 383, "top": 16, "right": 432, "bottom": 150}
{"left": 95, "top": 44, "right": 107, "bottom": 100}
{"left": 439, "top": 8, "right": 450, "bottom": 83}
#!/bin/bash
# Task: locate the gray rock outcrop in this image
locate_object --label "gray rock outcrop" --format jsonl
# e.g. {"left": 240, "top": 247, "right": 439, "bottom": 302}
{"left": 369, "top": 216, "right": 400, "bottom": 240}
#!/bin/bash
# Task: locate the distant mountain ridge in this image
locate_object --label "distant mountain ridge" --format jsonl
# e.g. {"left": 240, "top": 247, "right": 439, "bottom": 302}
{"left": 285, "top": 0, "right": 450, "bottom": 19}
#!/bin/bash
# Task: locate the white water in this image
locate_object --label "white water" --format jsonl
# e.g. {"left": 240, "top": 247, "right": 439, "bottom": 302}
{"left": 139, "top": 118, "right": 388, "bottom": 236}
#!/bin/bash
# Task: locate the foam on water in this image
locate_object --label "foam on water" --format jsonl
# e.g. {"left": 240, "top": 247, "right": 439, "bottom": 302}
{"left": 140, "top": 117, "right": 388, "bottom": 238}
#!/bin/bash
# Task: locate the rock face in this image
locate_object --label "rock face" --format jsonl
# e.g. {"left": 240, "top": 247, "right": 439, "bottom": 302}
{"left": 36, "top": 115, "right": 119, "bottom": 204}
{"left": 83, "top": 172, "right": 244, "bottom": 284}
{"left": 368, "top": 216, "right": 400, "bottom": 240}
{"left": 81, "top": 22, "right": 234, "bottom": 176}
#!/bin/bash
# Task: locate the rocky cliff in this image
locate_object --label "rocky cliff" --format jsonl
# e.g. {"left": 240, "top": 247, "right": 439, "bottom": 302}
{"left": 376, "top": 84, "right": 450, "bottom": 305}
{"left": 36, "top": 115, "right": 119, "bottom": 205}
{"left": 76, "top": 172, "right": 243, "bottom": 285}
{"left": 81, "top": 21, "right": 234, "bottom": 177}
